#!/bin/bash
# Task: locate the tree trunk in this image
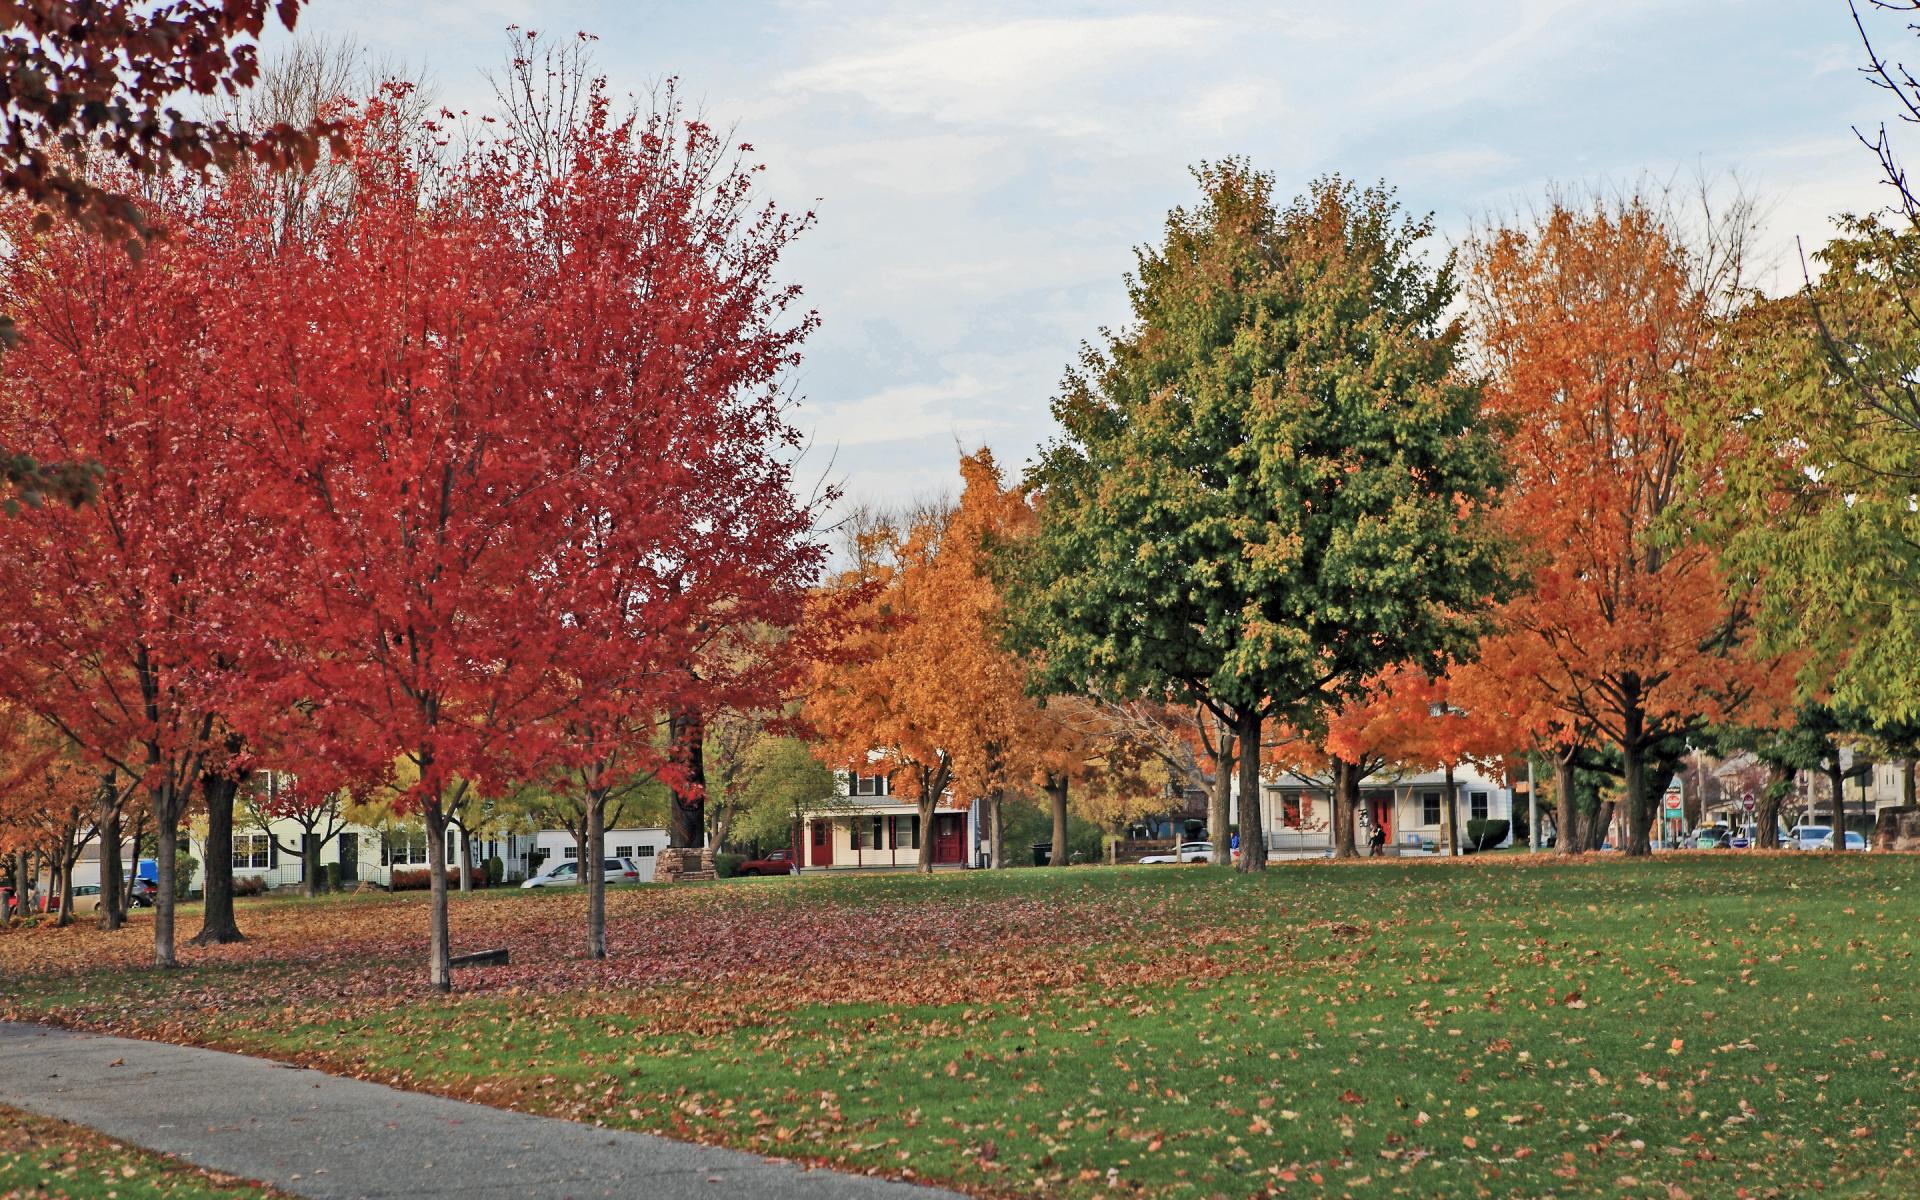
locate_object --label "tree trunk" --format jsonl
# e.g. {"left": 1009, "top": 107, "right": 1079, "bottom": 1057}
{"left": 1621, "top": 696, "right": 1654, "bottom": 857}
{"left": 1589, "top": 800, "right": 1616, "bottom": 851}
{"left": 423, "top": 801, "right": 452, "bottom": 993}
{"left": 55, "top": 855, "right": 74, "bottom": 927}
{"left": 917, "top": 795, "right": 937, "bottom": 874}
{"left": 1903, "top": 760, "right": 1917, "bottom": 808}
{"left": 1755, "top": 766, "right": 1787, "bottom": 850}
{"left": 1235, "top": 710, "right": 1267, "bottom": 871}
{"left": 1826, "top": 758, "right": 1847, "bottom": 852}
{"left": 193, "top": 771, "right": 245, "bottom": 945}
{"left": 1336, "top": 752, "right": 1367, "bottom": 856}
{"left": 7, "top": 851, "right": 24, "bottom": 925}
{"left": 153, "top": 787, "right": 180, "bottom": 968}
{"left": 1554, "top": 751, "right": 1581, "bottom": 857}
{"left": 988, "top": 791, "right": 1005, "bottom": 869}
{"left": 458, "top": 825, "right": 473, "bottom": 893}
{"left": 97, "top": 802, "right": 124, "bottom": 932}
{"left": 303, "top": 832, "right": 320, "bottom": 897}
{"left": 669, "top": 707, "right": 707, "bottom": 849}
{"left": 1207, "top": 719, "right": 1235, "bottom": 867}
{"left": 1443, "top": 762, "right": 1459, "bottom": 856}
{"left": 586, "top": 790, "right": 607, "bottom": 960}
{"left": 121, "top": 807, "right": 146, "bottom": 913}
{"left": 1047, "top": 775, "right": 1070, "bottom": 867}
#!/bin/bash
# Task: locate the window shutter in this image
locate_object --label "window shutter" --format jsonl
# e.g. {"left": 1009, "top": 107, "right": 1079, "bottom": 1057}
{"left": 269, "top": 837, "right": 279, "bottom": 869}
{"left": 381, "top": 834, "right": 390, "bottom": 867}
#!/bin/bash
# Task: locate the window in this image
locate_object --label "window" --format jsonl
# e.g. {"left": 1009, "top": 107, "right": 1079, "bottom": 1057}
{"left": 871, "top": 817, "right": 885, "bottom": 849}
{"left": 1470, "top": 792, "right": 1489, "bottom": 822}
{"left": 563, "top": 846, "right": 578, "bottom": 860}
{"left": 852, "top": 773, "right": 888, "bottom": 796}
{"left": 234, "top": 833, "right": 273, "bottom": 870}
{"left": 1421, "top": 792, "right": 1442, "bottom": 826}
{"left": 897, "top": 815, "right": 919, "bottom": 850}
{"left": 1282, "top": 794, "right": 1302, "bottom": 829}
{"left": 634, "top": 845, "right": 655, "bottom": 857}
{"left": 615, "top": 845, "right": 634, "bottom": 858}
{"left": 381, "top": 829, "right": 429, "bottom": 866}
{"left": 812, "top": 822, "right": 827, "bottom": 847}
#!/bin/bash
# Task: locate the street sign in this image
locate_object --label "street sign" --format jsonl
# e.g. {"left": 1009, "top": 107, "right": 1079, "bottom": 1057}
{"left": 1742, "top": 793, "right": 1756, "bottom": 812}
{"left": 1663, "top": 795, "right": 1683, "bottom": 816}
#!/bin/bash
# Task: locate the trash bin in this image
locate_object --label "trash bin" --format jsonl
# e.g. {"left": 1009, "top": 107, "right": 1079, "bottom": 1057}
{"left": 1032, "top": 842, "right": 1051, "bottom": 867}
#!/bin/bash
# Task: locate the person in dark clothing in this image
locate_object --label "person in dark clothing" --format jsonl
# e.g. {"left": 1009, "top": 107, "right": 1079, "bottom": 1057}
{"left": 1368, "top": 822, "right": 1386, "bottom": 856}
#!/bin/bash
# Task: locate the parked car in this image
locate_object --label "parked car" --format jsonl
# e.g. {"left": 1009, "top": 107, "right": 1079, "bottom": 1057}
{"left": 520, "top": 857, "right": 642, "bottom": 888}
{"left": 130, "top": 876, "right": 158, "bottom": 907}
{"left": 1692, "top": 826, "right": 1733, "bottom": 849}
{"left": 1818, "top": 830, "right": 1869, "bottom": 852}
{"left": 736, "top": 849, "right": 800, "bottom": 877}
{"left": 39, "top": 884, "right": 103, "bottom": 915}
{"left": 1139, "top": 841, "right": 1214, "bottom": 864}
{"left": 1788, "top": 824, "right": 1832, "bottom": 852}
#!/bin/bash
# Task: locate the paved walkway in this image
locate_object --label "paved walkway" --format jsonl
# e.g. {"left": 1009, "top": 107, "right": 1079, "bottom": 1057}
{"left": 0, "top": 1023, "right": 957, "bottom": 1200}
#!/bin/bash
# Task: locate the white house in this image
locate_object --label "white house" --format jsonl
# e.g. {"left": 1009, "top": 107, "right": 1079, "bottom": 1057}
{"left": 793, "top": 768, "right": 981, "bottom": 870}
{"left": 529, "top": 826, "right": 669, "bottom": 881}
{"left": 1231, "top": 763, "right": 1517, "bottom": 856}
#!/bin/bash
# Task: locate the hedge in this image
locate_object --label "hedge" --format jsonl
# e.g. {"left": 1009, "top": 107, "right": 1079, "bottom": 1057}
{"left": 714, "top": 853, "right": 745, "bottom": 879}
{"left": 1465, "top": 819, "right": 1511, "bottom": 853}
{"left": 389, "top": 867, "right": 488, "bottom": 891}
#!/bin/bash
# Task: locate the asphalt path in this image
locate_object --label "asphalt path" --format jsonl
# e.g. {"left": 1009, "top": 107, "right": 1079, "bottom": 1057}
{"left": 0, "top": 1022, "right": 959, "bottom": 1200}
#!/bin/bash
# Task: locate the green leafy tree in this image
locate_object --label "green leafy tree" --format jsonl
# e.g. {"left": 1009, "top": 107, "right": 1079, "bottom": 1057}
{"left": 723, "top": 735, "right": 839, "bottom": 851}
{"left": 1003, "top": 164, "right": 1511, "bottom": 869}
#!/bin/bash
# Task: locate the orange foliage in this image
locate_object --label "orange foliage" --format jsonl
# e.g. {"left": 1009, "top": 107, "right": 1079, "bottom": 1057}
{"left": 1463, "top": 197, "right": 1789, "bottom": 852}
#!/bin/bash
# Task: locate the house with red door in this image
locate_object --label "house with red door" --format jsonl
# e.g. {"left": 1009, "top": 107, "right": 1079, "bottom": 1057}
{"left": 794, "top": 768, "right": 979, "bottom": 870}
{"left": 1235, "top": 763, "right": 1517, "bottom": 856}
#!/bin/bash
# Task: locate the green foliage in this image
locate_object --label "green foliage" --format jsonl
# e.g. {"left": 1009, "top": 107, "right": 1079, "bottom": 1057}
{"left": 172, "top": 850, "right": 197, "bottom": 903}
{"left": 1003, "top": 800, "right": 1104, "bottom": 866}
{"left": 725, "top": 736, "right": 837, "bottom": 848}
{"left": 713, "top": 853, "right": 746, "bottom": 879}
{"left": 486, "top": 856, "right": 504, "bottom": 886}
{"left": 1463, "top": 818, "right": 1509, "bottom": 852}
{"left": 1698, "top": 219, "right": 1920, "bottom": 723}
{"left": 1003, "top": 164, "right": 1511, "bottom": 727}
{"left": 322, "top": 862, "right": 342, "bottom": 891}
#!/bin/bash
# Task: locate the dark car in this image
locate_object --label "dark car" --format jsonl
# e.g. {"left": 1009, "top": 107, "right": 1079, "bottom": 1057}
{"left": 736, "top": 849, "right": 800, "bottom": 877}
{"left": 130, "top": 876, "right": 158, "bottom": 907}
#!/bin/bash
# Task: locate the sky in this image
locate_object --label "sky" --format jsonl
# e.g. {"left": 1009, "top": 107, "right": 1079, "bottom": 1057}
{"left": 270, "top": 0, "right": 1902, "bottom": 511}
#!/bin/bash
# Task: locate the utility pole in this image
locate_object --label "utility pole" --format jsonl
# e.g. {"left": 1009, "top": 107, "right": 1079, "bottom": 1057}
{"left": 1527, "top": 755, "right": 1539, "bottom": 852}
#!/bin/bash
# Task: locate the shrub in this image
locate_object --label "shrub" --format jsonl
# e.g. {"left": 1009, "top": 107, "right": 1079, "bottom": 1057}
{"left": 173, "top": 849, "right": 198, "bottom": 902}
{"left": 322, "top": 862, "right": 341, "bottom": 891}
{"left": 1465, "top": 819, "right": 1511, "bottom": 852}
{"left": 714, "top": 853, "right": 745, "bottom": 879}
{"left": 232, "top": 875, "right": 268, "bottom": 897}
{"left": 388, "top": 866, "right": 486, "bottom": 891}
{"left": 485, "top": 856, "right": 504, "bottom": 886}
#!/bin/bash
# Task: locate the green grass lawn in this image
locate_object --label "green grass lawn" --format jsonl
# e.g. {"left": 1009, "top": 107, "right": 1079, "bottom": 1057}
{"left": 3, "top": 855, "right": 1917, "bottom": 1198}
{"left": 0, "top": 1105, "right": 278, "bottom": 1198}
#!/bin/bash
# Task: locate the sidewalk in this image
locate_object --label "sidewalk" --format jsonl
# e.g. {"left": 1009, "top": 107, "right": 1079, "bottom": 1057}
{"left": 0, "top": 1023, "right": 956, "bottom": 1200}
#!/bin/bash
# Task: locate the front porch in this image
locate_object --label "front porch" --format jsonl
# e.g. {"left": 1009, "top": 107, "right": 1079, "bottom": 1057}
{"left": 799, "top": 800, "right": 973, "bottom": 870}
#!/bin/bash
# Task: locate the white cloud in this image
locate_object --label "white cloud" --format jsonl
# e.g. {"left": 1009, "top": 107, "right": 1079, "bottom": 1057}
{"left": 775, "top": 13, "right": 1221, "bottom": 135}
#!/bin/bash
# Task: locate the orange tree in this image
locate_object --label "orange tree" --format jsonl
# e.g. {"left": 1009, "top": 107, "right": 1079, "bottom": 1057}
{"left": 807, "top": 449, "right": 1098, "bottom": 870}
{"left": 805, "top": 501, "right": 962, "bottom": 872}
{"left": 1463, "top": 195, "right": 1786, "bottom": 857}
{"left": 1002, "top": 165, "right": 1511, "bottom": 870}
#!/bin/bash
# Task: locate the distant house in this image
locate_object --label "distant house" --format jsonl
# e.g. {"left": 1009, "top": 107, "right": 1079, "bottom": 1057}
{"left": 529, "top": 827, "right": 668, "bottom": 881}
{"left": 1233, "top": 764, "right": 1517, "bottom": 856}
{"left": 794, "top": 768, "right": 980, "bottom": 870}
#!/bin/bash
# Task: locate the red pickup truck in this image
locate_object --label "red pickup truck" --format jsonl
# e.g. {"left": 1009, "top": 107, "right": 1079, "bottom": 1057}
{"left": 736, "top": 849, "right": 800, "bottom": 877}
